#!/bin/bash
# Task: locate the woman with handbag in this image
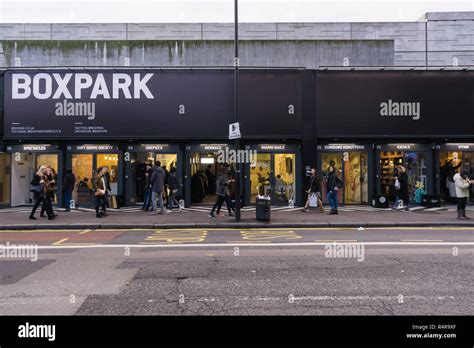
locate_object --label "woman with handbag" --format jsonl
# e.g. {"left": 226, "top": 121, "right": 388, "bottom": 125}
{"left": 29, "top": 166, "right": 54, "bottom": 220}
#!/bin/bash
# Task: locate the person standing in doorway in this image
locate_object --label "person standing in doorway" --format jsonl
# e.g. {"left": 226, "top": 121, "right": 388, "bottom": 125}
{"left": 168, "top": 167, "right": 182, "bottom": 212}
{"left": 397, "top": 165, "right": 410, "bottom": 211}
{"left": 93, "top": 167, "right": 108, "bottom": 218}
{"left": 454, "top": 169, "right": 473, "bottom": 220}
{"left": 326, "top": 165, "right": 340, "bottom": 215}
{"left": 63, "top": 169, "right": 76, "bottom": 212}
{"left": 149, "top": 161, "right": 166, "bottom": 215}
{"left": 302, "top": 168, "right": 324, "bottom": 212}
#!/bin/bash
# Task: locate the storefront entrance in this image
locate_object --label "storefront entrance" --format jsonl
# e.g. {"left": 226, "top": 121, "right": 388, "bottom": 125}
{"left": 67, "top": 144, "right": 122, "bottom": 208}
{"left": 0, "top": 153, "right": 11, "bottom": 206}
{"left": 376, "top": 144, "right": 433, "bottom": 206}
{"left": 246, "top": 144, "right": 299, "bottom": 206}
{"left": 6, "top": 145, "right": 61, "bottom": 207}
{"left": 185, "top": 144, "right": 232, "bottom": 205}
{"left": 125, "top": 144, "right": 180, "bottom": 205}
{"left": 438, "top": 144, "right": 474, "bottom": 204}
{"left": 318, "top": 145, "right": 370, "bottom": 205}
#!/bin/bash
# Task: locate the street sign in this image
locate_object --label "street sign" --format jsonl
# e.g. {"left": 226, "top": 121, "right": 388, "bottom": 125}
{"left": 229, "top": 122, "right": 241, "bottom": 139}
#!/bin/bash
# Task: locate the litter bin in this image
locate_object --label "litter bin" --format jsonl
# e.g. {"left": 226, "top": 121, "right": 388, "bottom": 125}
{"left": 256, "top": 197, "right": 271, "bottom": 221}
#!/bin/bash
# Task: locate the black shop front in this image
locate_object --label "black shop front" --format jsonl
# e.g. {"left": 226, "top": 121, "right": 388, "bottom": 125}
{"left": 316, "top": 70, "right": 474, "bottom": 206}
{"left": 1, "top": 68, "right": 308, "bottom": 207}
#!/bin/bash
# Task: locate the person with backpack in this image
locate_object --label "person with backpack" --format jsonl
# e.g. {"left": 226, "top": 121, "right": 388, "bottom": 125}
{"left": 302, "top": 168, "right": 324, "bottom": 212}
{"left": 326, "top": 165, "right": 341, "bottom": 215}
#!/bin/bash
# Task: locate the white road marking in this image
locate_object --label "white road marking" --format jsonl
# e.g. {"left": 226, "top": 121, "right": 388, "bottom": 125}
{"left": 33, "top": 241, "right": 474, "bottom": 250}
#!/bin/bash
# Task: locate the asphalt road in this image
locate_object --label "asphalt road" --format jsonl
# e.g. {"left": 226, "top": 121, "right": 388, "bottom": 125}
{"left": 0, "top": 227, "right": 472, "bottom": 315}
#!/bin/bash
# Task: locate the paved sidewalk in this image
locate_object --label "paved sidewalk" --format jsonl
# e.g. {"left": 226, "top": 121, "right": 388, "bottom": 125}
{"left": 1, "top": 205, "right": 474, "bottom": 229}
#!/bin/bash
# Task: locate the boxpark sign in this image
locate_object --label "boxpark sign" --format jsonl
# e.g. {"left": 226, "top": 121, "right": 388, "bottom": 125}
{"left": 3, "top": 69, "right": 303, "bottom": 139}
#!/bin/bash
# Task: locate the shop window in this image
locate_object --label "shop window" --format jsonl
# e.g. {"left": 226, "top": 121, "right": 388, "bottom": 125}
{"left": 250, "top": 153, "right": 271, "bottom": 203}
{"left": 97, "top": 154, "right": 119, "bottom": 195}
{"left": 274, "top": 153, "right": 295, "bottom": 204}
{"left": 440, "top": 151, "right": 474, "bottom": 203}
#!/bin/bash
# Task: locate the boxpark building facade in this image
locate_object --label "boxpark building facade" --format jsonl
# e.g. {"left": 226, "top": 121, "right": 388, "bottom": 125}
{"left": 0, "top": 11, "right": 474, "bottom": 209}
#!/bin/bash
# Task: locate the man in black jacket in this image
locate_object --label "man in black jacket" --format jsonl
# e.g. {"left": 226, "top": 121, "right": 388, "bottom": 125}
{"left": 63, "top": 169, "right": 76, "bottom": 212}
{"left": 326, "top": 165, "right": 340, "bottom": 215}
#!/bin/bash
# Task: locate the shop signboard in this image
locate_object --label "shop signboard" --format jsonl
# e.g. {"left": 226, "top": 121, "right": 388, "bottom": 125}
{"left": 3, "top": 69, "right": 303, "bottom": 139}
{"left": 316, "top": 71, "right": 474, "bottom": 138}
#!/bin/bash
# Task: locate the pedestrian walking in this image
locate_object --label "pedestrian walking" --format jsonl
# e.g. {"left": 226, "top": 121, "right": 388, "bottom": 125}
{"left": 40, "top": 166, "right": 57, "bottom": 218}
{"left": 216, "top": 170, "right": 235, "bottom": 217}
{"left": 29, "top": 166, "right": 54, "bottom": 220}
{"left": 149, "top": 161, "right": 166, "bottom": 214}
{"left": 168, "top": 167, "right": 182, "bottom": 212}
{"left": 63, "top": 169, "right": 76, "bottom": 212}
{"left": 141, "top": 163, "right": 153, "bottom": 211}
{"left": 93, "top": 166, "right": 108, "bottom": 218}
{"left": 208, "top": 165, "right": 234, "bottom": 219}
{"left": 326, "top": 165, "right": 341, "bottom": 215}
{"left": 454, "top": 169, "right": 473, "bottom": 220}
{"left": 302, "top": 168, "right": 324, "bottom": 212}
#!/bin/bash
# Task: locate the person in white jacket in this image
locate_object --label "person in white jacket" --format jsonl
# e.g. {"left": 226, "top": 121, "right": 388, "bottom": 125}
{"left": 453, "top": 169, "right": 473, "bottom": 220}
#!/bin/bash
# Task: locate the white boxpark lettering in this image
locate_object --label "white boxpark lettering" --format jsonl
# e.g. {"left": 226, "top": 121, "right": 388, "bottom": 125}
{"left": 11, "top": 72, "right": 155, "bottom": 122}
{"left": 12, "top": 72, "right": 155, "bottom": 100}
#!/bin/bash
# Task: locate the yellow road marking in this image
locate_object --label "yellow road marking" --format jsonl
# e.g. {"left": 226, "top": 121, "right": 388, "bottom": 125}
{"left": 240, "top": 230, "right": 302, "bottom": 241}
{"left": 78, "top": 229, "right": 92, "bottom": 235}
{"left": 52, "top": 238, "right": 69, "bottom": 245}
{"left": 144, "top": 230, "right": 208, "bottom": 243}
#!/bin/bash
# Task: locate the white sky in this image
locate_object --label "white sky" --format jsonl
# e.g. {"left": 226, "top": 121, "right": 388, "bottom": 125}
{"left": 0, "top": 0, "right": 472, "bottom": 23}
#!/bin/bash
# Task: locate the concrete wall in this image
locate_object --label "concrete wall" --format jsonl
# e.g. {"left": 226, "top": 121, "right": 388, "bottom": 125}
{"left": 0, "top": 11, "right": 473, "bottom": 68}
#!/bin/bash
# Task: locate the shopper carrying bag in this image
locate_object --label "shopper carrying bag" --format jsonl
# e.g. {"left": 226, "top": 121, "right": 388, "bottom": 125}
{"left": 302, "top": 168, "right": 324, "bottom": 212}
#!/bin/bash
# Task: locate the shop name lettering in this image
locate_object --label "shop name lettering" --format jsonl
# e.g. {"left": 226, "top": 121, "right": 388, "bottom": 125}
{"left": 22, "top": 146, "right": 47, "bottom": 151}
{"left": 11, "top": 73, "right": 155, "bottom": 121}
{"left": 76, "top": 145, "right": 113, "bottom": 151}
{"left": 380, "top": 99, "right": 420, "bottom": 120}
